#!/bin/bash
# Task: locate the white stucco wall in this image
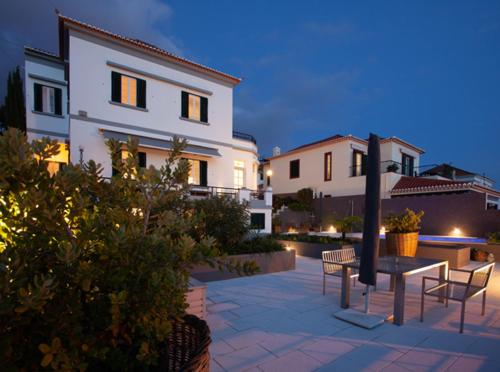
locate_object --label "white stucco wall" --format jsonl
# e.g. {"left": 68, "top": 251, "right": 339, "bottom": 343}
{"left": 267, "top": 138, "right": 420, "bottom": 199}
{"left": 67, "top": 30, "right": 258, "bottom": 189}
{"left": 24, "top": 56, "right": 69, "bottom": 143}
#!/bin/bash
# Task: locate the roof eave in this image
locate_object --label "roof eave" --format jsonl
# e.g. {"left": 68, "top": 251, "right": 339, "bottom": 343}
{"left": 59, "top": 15, "right": 242, "bottom": 86}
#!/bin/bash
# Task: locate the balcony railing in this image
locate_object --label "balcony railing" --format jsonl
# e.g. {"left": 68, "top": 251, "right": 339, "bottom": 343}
{"left": 350, "top": 161, "right": 440, "bottom": 177}
{"left": 233, "top": 131, "right": 257, "bottom": 144}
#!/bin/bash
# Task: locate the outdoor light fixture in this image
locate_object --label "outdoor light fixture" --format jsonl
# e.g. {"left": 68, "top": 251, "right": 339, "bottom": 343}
{"left": 329, "top": 225, "right": 337, "bottom": 233}
{"left": 266, "top": 169, "right": 273, "bottom": 177}
{"left": 451, "top": 227, "right": 463, "bottom": 237}
{"left": 380, "top": 226, "right": 386, "bottom": 235}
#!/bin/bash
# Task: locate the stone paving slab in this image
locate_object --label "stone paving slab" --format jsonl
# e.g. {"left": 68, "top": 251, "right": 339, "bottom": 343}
{"left": 207, "top": 256, "right": 500, "bottom": 371}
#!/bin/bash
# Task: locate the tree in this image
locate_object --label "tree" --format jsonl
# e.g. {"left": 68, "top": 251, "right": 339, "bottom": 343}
{"left": 3, "top": 67, "right": 26, "bottom": 132}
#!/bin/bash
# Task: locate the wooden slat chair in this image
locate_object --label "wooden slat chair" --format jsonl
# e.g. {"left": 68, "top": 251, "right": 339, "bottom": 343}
{"left": 322, "top": 246, "right": 358, "bottom": 295}
{"left": 420, "top": 262, "right": 495, "bottom": 333}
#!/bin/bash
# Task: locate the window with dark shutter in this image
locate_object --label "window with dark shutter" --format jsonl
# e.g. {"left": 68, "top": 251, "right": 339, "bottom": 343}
{"left": 324, "top": 152, "right": 332, "bottom": 181}
{"left": 138, "top": 152, "right": 147, "bottom": 168}
{"left": 352, "top": 150, "right": 367, "bottom": 176}
{"left": 250, "top": 213, "right": 266, "bottom": 230}
{"left": 54, "top": 87, "right": 62, "bottom": 115}
{"left": 199, "top": 160, "right": 208, "bottom": 186}
{"left": 181, "top": 91, "right": 189, "bottom": 118}
{"left": 402, "top": 153, "right": 414, "bottom": 176}
{"left": 111, "top": 71, "right": 121, "bottom": 103}
{"left": 137, "top": 78, "right": 146, "bottom": 108}
{"left": 34, "top": 83, "right": 43, "bottom": 112}
{"left": 200, "top": 96, "right": 208, "bottom": 123}
{"left": 290, "top": 159, "right": 300, "bottom": 179}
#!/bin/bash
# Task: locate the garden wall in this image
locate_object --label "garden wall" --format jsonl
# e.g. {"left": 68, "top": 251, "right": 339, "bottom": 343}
{"left": 276, "top": 191, "right": 500, "bottom": 237}
{"left": 190, "top": 250, "right": 296, "bottom": 282}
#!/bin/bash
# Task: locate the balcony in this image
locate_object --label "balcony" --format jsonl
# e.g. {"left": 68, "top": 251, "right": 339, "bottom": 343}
{"left": 350, "top": 161, "right": 439, "bottom": 177}
{"left": 233, "top": 131, "right": 257, "bottom": 144}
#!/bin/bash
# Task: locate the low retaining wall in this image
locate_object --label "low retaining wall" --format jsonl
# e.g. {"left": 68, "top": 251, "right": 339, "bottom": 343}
{"left": 190, "top": 250, "right": 296, "bottom": 282}
{"left": 277, "top": 240, "right": 360, "bottom": 259}
{"left": 416, "top": 244, "right": 470, "bottom": 269}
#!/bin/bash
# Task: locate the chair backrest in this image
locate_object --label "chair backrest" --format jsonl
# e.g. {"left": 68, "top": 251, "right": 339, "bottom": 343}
{"left": 322, "top": 247, "right": 356, "bottom": 274}
{"left": 466, "top": 262, "right": 495, "bottom": 294}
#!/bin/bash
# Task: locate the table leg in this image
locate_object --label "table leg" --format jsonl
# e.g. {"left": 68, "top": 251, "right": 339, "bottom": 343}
{"left": 341, "top": 266, "right": 351, "bottom": 309}
{"left": 394, "top": 274, "right": 406, "bottom": 326}
{"left": 389, "top": 274, "right": 396, "bottom": 292}
{"left": 438, "top": 262, "right": 449, "bottom": 303}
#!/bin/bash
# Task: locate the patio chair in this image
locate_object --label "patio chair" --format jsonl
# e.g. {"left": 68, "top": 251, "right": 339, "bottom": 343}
{"left": 322, "top": 246, "right": 358, "bottom": 295}
{"left": 420, "top": 262, "right": 495, "bottom": 333}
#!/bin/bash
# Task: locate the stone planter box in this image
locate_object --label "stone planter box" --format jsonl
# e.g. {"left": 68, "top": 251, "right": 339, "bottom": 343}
{"left": 186, "top": 277, "right": 207, "bottom": 320}
{"left": 416, "top": 244, "right": 470, "bottom": 269}
{"left": 190, "top": 249, "right": 296, "bottom": 282}
{"left": 276, "top": 240, "right": 352, "bottom": 259}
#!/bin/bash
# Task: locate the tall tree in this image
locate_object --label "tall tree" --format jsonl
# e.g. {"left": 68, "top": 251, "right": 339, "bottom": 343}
{"left": 3, "top": 67, "right": 26, "bottom": 132}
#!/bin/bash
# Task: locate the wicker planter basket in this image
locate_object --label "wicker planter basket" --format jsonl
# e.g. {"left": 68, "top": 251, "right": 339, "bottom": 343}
{"left": 386, "top": 232, "right": 419, "bottom": 257}
{"left": 157, "top": 314, "right": 211, "bottom": 372}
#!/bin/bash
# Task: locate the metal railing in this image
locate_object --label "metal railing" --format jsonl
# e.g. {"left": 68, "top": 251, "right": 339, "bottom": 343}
{"left": 232, "top": 131, "right": 257, "bottom": 144}
{"left": 349, "top": 162, "right": 440, "bottom": 177}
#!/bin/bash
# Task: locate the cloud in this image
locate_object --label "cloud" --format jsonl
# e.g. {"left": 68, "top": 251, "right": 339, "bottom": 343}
{"left": 234, "top": 67, "right": 371, "bottom": 157}
{"left": 0, "top": 0, "right": 180, "bottom": 98}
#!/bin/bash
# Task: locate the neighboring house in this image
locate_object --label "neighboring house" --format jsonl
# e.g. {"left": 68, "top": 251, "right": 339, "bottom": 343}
{"left": 421, "top": 163, "right": 495, "bottom": 189}
{"left": 261, "top": 134, "right": 424, "bottom": 199}
{"left": 24, "top": 14, "right": 271, "bottom": 233}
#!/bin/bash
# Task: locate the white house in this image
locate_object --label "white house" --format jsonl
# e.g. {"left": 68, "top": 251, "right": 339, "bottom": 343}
{"left": 261, "top": 134, "right": 424, "bottom": 199}
{"left": 24, "top": 14, "right": 272, "bottom": 233}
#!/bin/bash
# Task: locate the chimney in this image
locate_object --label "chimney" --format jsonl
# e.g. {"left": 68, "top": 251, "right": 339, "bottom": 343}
{"left": 272, "top": 146, "right": 281, "bottom": 156}
{"left": 451, "top": 170, "right": 456, "bottom": 180}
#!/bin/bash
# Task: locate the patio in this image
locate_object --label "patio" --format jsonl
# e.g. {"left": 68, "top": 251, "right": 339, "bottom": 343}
{"left": 206, "top": 256, "right": 500, "bottom": 371}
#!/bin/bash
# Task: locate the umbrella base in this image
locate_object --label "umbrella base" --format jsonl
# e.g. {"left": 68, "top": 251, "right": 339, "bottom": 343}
{"left": 334, "top": 309, "right": 385, "bottom": 329}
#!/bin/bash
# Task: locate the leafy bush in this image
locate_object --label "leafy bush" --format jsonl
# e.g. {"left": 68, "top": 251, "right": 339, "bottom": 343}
{"left": 190, "top": 195, "right": 250, "bottom": 252}
{"left": 334, "top": 215, "right": 363, "bottom": 240}
{"left": 0, "top": 129, "right": 252, "bottom": 369}
{"left": 384, "top": 208, "right": 424, "bottom": 233}
{"left": 226, "top": 236, "right": 285, "bottom": 255}
{"left": 275, "top": 234, "right": 351, "bottom": 245}
{"left": 488, "top": 232, "right": 500, "bottom": 244}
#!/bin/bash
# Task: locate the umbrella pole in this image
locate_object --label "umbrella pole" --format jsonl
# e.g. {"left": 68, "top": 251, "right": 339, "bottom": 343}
{"left": 364, "top": 285, "right": 370, "bottom": 314}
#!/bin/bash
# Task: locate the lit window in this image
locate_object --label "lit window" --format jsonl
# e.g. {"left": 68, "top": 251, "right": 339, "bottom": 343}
{"left": 41, "top": 143, "right": 68, "bottom": 176}
{"left": 34, "top": 83, "right": 62, "bottom": 115}
{"left": 188, "top": 94, "right": 201, "bottom": 121}
{"left": 121, "top": 75, "right": 137, "bottom": 106}
{"left": 324, "top": 152, "right": 332, "bottom": 181}
{"left": 188, "top": 159, "right": 201, "bottom": 185}
{"left": 234, "top": 160, "right": 245, "bottom": 189}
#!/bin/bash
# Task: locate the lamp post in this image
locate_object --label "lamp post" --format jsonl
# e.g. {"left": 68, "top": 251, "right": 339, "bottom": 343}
{"left": 266, "top": 169, "right": 273, "bottom": 188}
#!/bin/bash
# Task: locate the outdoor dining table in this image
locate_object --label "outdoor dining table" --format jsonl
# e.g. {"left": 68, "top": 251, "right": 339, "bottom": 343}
{"left": 339, "top": 256, "right": 449, "bottom": 326}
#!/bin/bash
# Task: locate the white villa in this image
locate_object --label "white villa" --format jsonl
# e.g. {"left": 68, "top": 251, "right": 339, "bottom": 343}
{"left": 262, "top": 134, "right": 424, "bottom": 199}
{"left": 24, "top": 14, "right": 271, "bottom": 232}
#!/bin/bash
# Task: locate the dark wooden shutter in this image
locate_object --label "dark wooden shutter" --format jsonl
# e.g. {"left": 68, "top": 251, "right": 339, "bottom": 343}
{"left": 200, "top": 96, "right": 208, "bottom": 122}
{"left": 34, "top": 83, "right": 43, "bottom": 112}
{"left": 409, "top": 156, "right": 414, "bottom": 176}
{"left": 181, "top": 91, "right": 189, "bottom": 118}
{"left": 111, "top": 72, "right": 121, "bottom": 102}
{"left": 199, "top": 160, "right": 208, "bottom": 186}
{"left": 250, "top": 213, "right": 265, "bottom": 230}
{"left": 137, "top": 78, "right": 146, "bottom": 108}
{"left": 54, "top": 87, "right": 62, "bottom": 115}
{"left": 138, "top": 152, "right": 147, "bottom": 168}
{"left": 361, "top": 153, "right": 367, "bottom": 176}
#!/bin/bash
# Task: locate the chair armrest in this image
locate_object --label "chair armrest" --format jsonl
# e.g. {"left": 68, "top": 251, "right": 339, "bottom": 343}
{"left": 449, "top": 268, "right": 473, "bottom": 274}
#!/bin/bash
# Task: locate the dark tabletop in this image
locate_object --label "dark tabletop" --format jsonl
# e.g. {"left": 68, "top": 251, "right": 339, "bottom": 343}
{"left": 340, "top": 256, "right": 448, "bottom": 275}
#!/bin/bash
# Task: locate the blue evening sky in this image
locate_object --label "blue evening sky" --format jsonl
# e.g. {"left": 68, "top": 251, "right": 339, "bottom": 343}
{"left": 1, "top": 0, "right": 499, "bottom": 182}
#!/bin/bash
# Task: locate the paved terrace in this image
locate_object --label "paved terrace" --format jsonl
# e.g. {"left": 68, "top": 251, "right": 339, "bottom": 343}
{"left": 206, "top": 256, "right": 500, "bottom": 371}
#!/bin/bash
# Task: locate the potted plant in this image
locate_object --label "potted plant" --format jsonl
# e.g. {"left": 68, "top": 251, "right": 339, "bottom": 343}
{"left": 0, "top": 129, "right": 252, "bottom": 370}
{"left": 386, "top": 163, "right": 399, "bottom": 173}
{"left": 384, "top": 209, "right": 424, "bottom": 256}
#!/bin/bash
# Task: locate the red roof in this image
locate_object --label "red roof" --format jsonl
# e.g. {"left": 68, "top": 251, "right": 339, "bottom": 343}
{"left": 391, "top": 176, "right": 472, "bottom": 195}
{"left": 58, "top": 15, "right": 241, "bottom": 85}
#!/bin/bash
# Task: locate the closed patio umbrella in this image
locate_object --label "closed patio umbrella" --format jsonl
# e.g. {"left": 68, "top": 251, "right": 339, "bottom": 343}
{"left": 359, "top": 133, "right": 381, "bottom": 312}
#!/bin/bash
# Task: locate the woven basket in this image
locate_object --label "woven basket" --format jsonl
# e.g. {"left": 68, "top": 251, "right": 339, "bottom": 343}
{"left": 157, "top": 314, "right": 211, "bottom": 372}
{"left": 386, "top": 232, "right": 419, "bottom": 257}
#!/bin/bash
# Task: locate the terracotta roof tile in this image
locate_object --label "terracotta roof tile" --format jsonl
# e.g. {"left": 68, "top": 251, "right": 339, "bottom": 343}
{"left": 58, "top": 15, "right": 241, "bottom": 85}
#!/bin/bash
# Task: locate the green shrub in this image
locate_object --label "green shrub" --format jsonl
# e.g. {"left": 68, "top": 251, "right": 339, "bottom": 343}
{"left": 0, "top": 129, "right": 253, "bottom": 369}
{"left": 334, "top": 215, "right": 363, "bottom": 240}
{"left": 190, "top": 195, "right": 250, "bottom": 252}
{"left": 275, "top": 233, "right": 351, "bottom": 245}
{"left": 488, "top": 232, "right": 500, "bottom": 244}
{"left": 384, "top": 208, "right": 424, "bottom": 233}
{"left": 226, "top": 236, "right": 285, "bottom": 255}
